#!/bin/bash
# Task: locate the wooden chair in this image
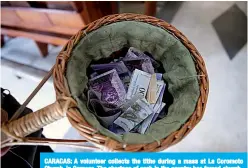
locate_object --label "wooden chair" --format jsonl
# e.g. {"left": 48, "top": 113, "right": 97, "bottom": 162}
{"left": 145, "top": 1, "right": 157, "bottom": 16}
{"left": 1, "top": 1, "right": 118, "bottom": 57}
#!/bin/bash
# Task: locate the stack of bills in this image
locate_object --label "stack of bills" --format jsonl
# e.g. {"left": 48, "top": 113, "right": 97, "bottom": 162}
{"left": 87, "top": 47, "right": 166, "bottom": 134}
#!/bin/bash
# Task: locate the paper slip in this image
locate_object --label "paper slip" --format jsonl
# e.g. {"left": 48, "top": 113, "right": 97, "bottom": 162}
{"left": 147, "top": 74, "right": 157, "bottom": 103}
{"left": 126, "top": 69, "right": 151, "bottom": 99}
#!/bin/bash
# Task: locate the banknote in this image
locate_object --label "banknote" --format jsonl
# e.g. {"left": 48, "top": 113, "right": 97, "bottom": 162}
{"left": 87, "top": 89, "right": 98, "bottom": 100}
{"left": 89, "top": 69, "right": 126, "bottom": 107}
{"left": 123, "top": 58, "right": 144, "bottom": 72}
{"left": 129, "top": 47, "right": 160, "bottom": 68}
{"left": 142, "top": 58, "right": 155, "bottom": 74}
{"left": 147, "top": 74, "right": 157, "bottom": 103}
{"left": 91, "top": 61, "right": 129, "bottom": 75}
{"left": 89, "top": 98, "right": 123, "bottom": 128}
{"left": 135, "top": 82, "right": 165, "bottom": 133}
{"left": 150, "top": 83, "right": 166, "bottom": 123}
{"left": 96, "top": 111, "right": 122, "bottom": 128}
{"left": 125, "top": 47, "right": 160, "bottom": 70}
{"left": 91, "top": 61, "right": 131, "bottom": 90}
{"left": 124, "top": 47, "right": 139, "bottom": 59}
{"left": 123, "top": 58, "right": 154, "bottom": 74}
{"left": 124, "top": 48, "right": 154, "bottom": 74}
{"left": 90, "top": 72, "right": 99, "bottom": 78}
{"left": 108, "top": 124, "right": 126, "bottom": 134}
{"left": 114, "top": 98, "right": 153, "bottom": 132}
{"left": 154, "top": 80, "right": 164, "bottom": 103}
{"left": 144, "top": 51, "right": 161, "bottom": 69}
{"left": 109, "top": 94, "right": 141, "bottom": 133}
{"left": 113, "top": 57, "right": 124, "bottom": 62}
{"left": 119, "top": 73, "right": 131, "bottom": 91}
{"left": 126, "top": 47, "right": 147, "bottom": 59}
{"left": 151, "top": 102, "right": 166, "bottom": 124}
{"left": 120, "top": 94, "right": 143, "bottom": 112}
{"left": 156, "top": 73, "right": 163, "bottom": 80}
{"left": 90, "top": 99, "right": 119, "bottom": 115}
{"left": 136, "top": 101, "right": 162, "bottom": 134}
{"left": 156, "top": 83, "right": 166, "bottom": 104}
{"left": 87, "top": 90, "right": 97, "bottom": 112}
{"left": 126, "top": 69, "right": 151, "bottom": 99}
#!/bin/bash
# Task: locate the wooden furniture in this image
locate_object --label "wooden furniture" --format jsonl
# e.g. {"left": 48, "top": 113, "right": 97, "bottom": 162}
{"left": 1, "top": 1, "right": 118, "bottom": 57}
{"left": 144, "top": 1, "right": 157, "bottom": 16}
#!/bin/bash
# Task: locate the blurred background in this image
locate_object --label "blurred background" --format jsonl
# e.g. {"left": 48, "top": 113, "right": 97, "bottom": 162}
{"left": 1, "top": 1, "right": 247, "bottom": 152}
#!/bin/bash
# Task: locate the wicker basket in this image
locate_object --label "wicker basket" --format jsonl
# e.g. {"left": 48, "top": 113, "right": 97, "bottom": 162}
{"left": 1, "top": 14, "right": 209, "bottom": 152}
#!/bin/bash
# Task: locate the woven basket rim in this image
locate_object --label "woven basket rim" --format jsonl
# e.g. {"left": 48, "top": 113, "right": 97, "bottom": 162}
{"left": 53, "top": 13, "right": 209, "bottom": 152}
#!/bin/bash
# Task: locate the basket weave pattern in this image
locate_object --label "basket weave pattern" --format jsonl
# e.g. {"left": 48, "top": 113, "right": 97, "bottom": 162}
{"left": 52, "top": 14, "right": 209, "bottom": 152}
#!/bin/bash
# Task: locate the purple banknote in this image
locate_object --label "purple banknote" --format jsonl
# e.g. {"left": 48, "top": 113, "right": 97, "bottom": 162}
{"left": 123, "top": 48, "right": 154, "bottom": 74}
{"left": 89, "top": 69, "right": 126, "bottom": 107}
{"left": 123, "top": 58, "right": 154, "bottom": 74}
{"left": 91, "top": 61, "right": 130, "bottom": 90}
{"left": 151, "top": 83, "right": 166, "bottom": 123}
{"left": 90, "top": 72, "right": 99, "bottom": 79}
{"left": 89, "top": 99, "right": 122, "bottom": 128}
{"left": 125, "top": 47, "right": 159, "bottom": 71}
{"left": 91, "top": 61, "right": 129, "bottom": 75}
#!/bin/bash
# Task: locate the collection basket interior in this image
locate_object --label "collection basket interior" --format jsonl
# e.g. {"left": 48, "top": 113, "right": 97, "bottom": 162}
{"left": 65, "top": 20, "right": 201, "bottom": 145}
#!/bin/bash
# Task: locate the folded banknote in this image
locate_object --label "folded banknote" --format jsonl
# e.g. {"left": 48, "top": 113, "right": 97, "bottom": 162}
{"left": 96, "top": 111, "right": 122, "bottom": 128}
{"left": 125, "top": 47, "right": 160, "bottom": 70}
{"left": 114, "top": 98, "right": 153, "bottom": 132}
{"left": 151, "top": 83, "right": 166, "bottom": 123}
{"left": 87, "top": 91, "right": 123, "bottom": 128}
{"left": 123, "top": 58, "right": 154, "bottom": 74}
{"left": 89, "top": 69, "right": 126, "bottom": 107}
{"left": 91, "top": 61, "right": 130, "bottom": 90}
{"left": 137, "top": 102, "right": 166, "bottom": 134}
{"left": 91, "top": 61, "right": 129, "bottom": 75}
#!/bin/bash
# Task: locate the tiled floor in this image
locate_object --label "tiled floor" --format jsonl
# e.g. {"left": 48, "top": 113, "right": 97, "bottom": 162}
{"left": 212, "top": 4, "right": 247, "bottom": 59}
{"left": 1, "top": 1, "right": 247, "bottom": 152}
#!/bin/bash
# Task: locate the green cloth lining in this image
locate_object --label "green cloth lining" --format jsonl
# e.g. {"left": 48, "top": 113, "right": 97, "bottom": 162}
{"left": 66, "top": 21, "right": 200, "bottom": 144}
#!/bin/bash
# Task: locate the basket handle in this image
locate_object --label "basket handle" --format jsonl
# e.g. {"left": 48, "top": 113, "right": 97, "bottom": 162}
{"left": 9, "top": 66, "right": 55, "bottom": 122}
{"left": 1, "top": 102, "right": 104, "bottom": 151}
{"left": 0, "top": 66, "right": 100, "bottom": 151}
{"left": 1, "top": 66, "right": 62, "bottom": 139}
{"left": 2, "top": 101, "right": 66, "bottom": 139}
{"left": 1, "top": 137, "right": 101, "bottom": 151}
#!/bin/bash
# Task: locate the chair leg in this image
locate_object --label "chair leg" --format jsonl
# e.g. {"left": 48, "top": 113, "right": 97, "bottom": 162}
{"left": 1, "top": 35, "right": 5, "bottom": 47}
{"left": 144, "top": 1, "right": 157, "bottom": 16}
{"left": 35, "top": 41, "right": 48, "bottom": 57}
